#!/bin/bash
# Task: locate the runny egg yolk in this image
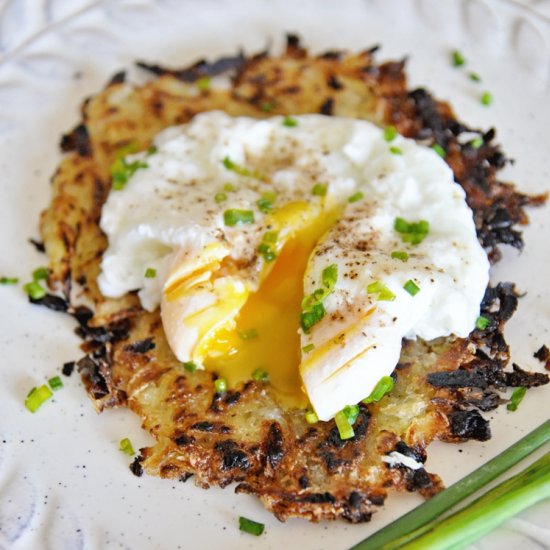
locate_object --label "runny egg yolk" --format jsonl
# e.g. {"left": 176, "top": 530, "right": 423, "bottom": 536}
{"left": 201, "top": 208, "right": 336, "bottom": 409}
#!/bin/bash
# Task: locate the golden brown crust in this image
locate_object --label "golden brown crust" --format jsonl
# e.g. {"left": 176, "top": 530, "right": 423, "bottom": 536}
{"left": 38, "top": 35, "right": 547, "bottom": 522}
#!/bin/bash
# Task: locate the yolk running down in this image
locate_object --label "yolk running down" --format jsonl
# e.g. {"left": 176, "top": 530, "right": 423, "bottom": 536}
{"left": 203, "top": 215, "right": 332, "bottom": 409}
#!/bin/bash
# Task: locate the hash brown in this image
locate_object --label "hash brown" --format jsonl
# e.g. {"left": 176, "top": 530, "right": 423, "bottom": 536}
{"left": 37, "top": 35, "right": 547, "bottom": 522}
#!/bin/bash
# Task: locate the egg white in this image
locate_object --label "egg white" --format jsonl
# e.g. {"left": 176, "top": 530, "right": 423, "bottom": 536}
{"left": 98, "top": 111, "right": 489, "bottom": 421}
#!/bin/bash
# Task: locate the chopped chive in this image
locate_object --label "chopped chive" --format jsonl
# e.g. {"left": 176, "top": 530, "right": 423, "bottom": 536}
{"left": 258, "top": 243, "right": 277, "bottom": 262}
{"left": 322, "top": 264, "right": 338, "bottom": 291}
{"left": 222, "top": 156, "right": 237, "bottom": 171}
{"left": 183, "top": 361, "right": 197, "bottom": 373}
{"left": 391, "top": 251, "right": 409, "bottom": 262}
{"left": 305, "top": 410, "right": 319, "bottom": 424}
{"left": 239, "top": 328, "right": 259, "bottom": 340}
{"left": 402, "top": 233, "right": 422, "bottom": 245}
{"left": 342, "top": 404, "right": 360, "bottom": 425}
{"left": 117, "top": 142, "right": 139, "bottom": 156}
{"left": 238, "top": 516, "right": 265, "bottom": 536}
{"left": 261, "top": 101, "right": 275, "bottom": 112}
{"left": 215, "top": 192, "right": 227, "bottom": 203}
{"left": 223, "top": 182, "right": 236, "bottom": 192}
{"left": 378, "top": 289, "right": 396, "bottom": 302}
{"left": 469, "top": 72, "right": 481, "bottom": 83}
{"left": 110, "top": 156, "right": 149, "bottom": 191}
{"left": 257, "top": 191, "right": 277, "bottom": 213}
{"left": 214, "top": 378, "right": 227, "bottom": 393}
{"left": 119, "top": 437, "right": 135, "bottom": 456}
{"left": 223, "top": 209, "right": 255, "bottom": 227}
{"left": 262, "top": 230, "right": 278, "bottom": 244}
{"left": 415, "top": 221, "right": 429, "bottom": 233}
{"left": 111, "top": 172, "right": 127, "bottom": 190}
{"left": 144, "top": 267, "right": 157, "bottom": 279}
{"left": 507, "top": 387, "right": 527, "bottom": 412}
{"left": 25, "top": 384, "right": 53, "bottom": 413}
{"left": 367, "top": 281, "right": 396, "bottom": 302}
{"left": 117, "top": 161, "right": 149, "bottom": 188}
{"left": 353, "top": 420, "right": 550, "bottom": 550}
{"left": 252, "top": 368, "right": 269, "bottom": 382}
{"left": 222, "top": 156, "right": 264, "bottom": 180}
{"left": 282, "top": 116, "right": 298, "bottom": 127}
{"left": 111, "top": 143, "right": 138, "bottom": 165}
{"left": 196, "top": 75, "right": 211, "bottom": 91}
{"left": 32, "top": 267, "right": 49, "bottom": 280}
{"left": 302, "top": 343, "right": 315, "bottom": 354}
{"left": 23, "top": 280, "right": 46, "bottom": 300}
{"left": 384, "top": 125, "right": 398, "bottom": 142}
{"left": 301, "top": 294, "right": 323, "bottom": 312}
{"left": 263, "top": 190, "right": 277, "bottom": 202}
{"left": 362, "top": 375, "right": 395, "bottom": 404}
{"left": 451, "top": 49, "right": 466, "bottom": 67}
{"left": 300, "top": 265, "right": 337, "bottom": 332}
{"left": 334, "top": 410, "right": 355, "bottom": 440}
{"left": 394, "top": 217, "right": 411, "bottom": 233}
{"left": 48, "top": 376, "right": 63, "bottom": 391}
{"left": 259, "top": 235, "right": 278, "bottom": 260}
{"left": 147, "top": 145, "right": 158, "bottom": 155}
{"left": 300, "top": 302, "right": 326, "bottom": 333}
{"left": 348, "top": 191, "right": 364, "bottom": 203}
{"left": 471, "top": 136, "right": 484, "bottom": 149}
{"left": 480, "top": 91, "right": 493, "bottom": 106}
{"left": 432, "top": 144, "right": 446, "bottom": 158}
{"left": 256, "top": 198, "right": 273, "bottom": 213}
{"left": 394, "top": 217, "right": 429, "bottom": 245}
{"left": 389, "top": 146, "right": 403, "bottom": 155}
{"left": 0, "top": 276, "right": 19, "bottom": 284}
{"left": 476, "top": 315, "right": 490, "bottom": 330}
{"left": 404, "top": 279, "right": 421, "bottom": 296}
{"left": 301, "top": 288, "right": 326, "bottom": 310}
{"left": 312, "top": 183, "right": 328, "bottom": 197}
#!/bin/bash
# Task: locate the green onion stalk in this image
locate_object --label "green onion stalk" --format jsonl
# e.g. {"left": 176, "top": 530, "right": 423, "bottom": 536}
{"left": 352, "top": 419, "right": 550, "bottom": 549}
{"left": 401, "top": 452, "right": 550, "bottom": 549}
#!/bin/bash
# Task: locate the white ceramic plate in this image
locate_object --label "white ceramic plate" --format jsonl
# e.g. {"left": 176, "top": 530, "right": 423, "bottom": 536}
{"left": 0, "top": 1, "right": 549, "bottom": 548}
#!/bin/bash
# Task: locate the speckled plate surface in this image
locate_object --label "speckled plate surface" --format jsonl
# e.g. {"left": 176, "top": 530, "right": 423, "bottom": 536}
{"left": 0, "top": 1, "right": 549, "bottom": 549}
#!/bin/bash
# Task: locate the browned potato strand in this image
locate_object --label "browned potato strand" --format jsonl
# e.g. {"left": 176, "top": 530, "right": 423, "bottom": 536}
{"left": 38, "top": 35, "right": 547, "bottom": 522}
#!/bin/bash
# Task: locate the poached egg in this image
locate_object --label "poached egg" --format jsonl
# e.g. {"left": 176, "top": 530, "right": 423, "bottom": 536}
{"left": 98, "top": 111, "right": 489, "bottom": 421}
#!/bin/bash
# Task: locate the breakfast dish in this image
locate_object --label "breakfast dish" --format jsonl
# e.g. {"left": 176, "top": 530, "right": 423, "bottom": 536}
{"left": 1, "top": 1, "right": 550, "bottom": 547}
{"left": 36, "top": 35, "right": 547, "bottom": 523}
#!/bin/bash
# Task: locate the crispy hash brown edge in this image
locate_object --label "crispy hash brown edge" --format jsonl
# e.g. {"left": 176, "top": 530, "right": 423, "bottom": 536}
{"left": 37, "top": 35, "right": 548, "bottom": 523}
